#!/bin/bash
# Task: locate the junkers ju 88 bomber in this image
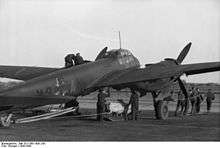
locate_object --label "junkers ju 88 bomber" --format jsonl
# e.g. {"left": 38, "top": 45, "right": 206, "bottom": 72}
{"left": 0, "top": 42, "right": 220, "bottom": 126}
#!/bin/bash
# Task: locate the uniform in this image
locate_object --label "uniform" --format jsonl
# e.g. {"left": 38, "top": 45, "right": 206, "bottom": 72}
{"left": 96, "top": 90, "right": 109, "bottom": 121}
{"left": 65, "top": 54, "right": 75, "bottom": 68}
{"left": 175, "top": 91, "right": 185, "bottom": 116}
{"left": 75, "top": 53, "right": 84, "bottom": 65}
{"left": 129, "top": 90, "right": 139, "bottom": 120}
{"left": 206, "top": 90, "right": 215, "bottom": 113}
{"left": 183, "top": 98, "right": 190, "bottom": 115}
{"left": 195, "top": 89, "right": 203, "bottom": 113}
{"left": 189, "top": 88, "right": 196, "bottom": 114}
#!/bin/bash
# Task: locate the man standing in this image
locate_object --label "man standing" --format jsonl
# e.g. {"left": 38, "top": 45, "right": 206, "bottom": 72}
{"left": 195, "top": 88, "right": 203, "bottom": 113}
{"left": 64, "top": 54, "right": 75, "bottom": 68}
{"left": 175, "top": 90, "right": 185, "bottom": 116}
{"left": 189, "top": 87, "right": 196, "bottom": 114}
{"left": 96, "top": 88, "right": 109, "bottom": 121}
{"left": 74, "top": 53, "right": 84, "bottom": 65}
{"left": 129, "top": 89, "right": 139, "bottom": 120}
{"left": 206, "top": 89, "right": 215, "bottom": 113}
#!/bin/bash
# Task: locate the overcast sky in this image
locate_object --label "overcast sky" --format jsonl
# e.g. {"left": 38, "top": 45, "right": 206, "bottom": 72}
{"left": 0, "top": 0, "right": 219, "bottom": 83}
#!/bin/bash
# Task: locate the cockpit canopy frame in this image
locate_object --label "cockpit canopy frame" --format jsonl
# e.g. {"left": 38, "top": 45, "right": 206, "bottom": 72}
{"left": 104, "top": 49, "right": 133, "bottom": 59}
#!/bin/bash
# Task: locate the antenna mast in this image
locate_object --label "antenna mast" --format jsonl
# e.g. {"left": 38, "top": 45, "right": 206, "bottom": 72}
{"left": 118, "top": 31, "right": 121, "bottom": 49}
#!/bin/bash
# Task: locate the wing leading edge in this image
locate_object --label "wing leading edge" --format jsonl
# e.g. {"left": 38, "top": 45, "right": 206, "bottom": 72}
{"left": 93, "top": 62, "right": 220, "bottom": 88}
{"left": 0, "top": 65, "right": 59, "bottom": 81}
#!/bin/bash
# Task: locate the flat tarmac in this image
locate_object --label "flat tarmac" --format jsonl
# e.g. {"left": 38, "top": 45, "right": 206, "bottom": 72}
{"left": 0, "top": 110, "right": 220, "bottom": 141}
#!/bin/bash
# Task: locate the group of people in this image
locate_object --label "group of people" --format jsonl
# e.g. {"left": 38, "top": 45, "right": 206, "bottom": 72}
{"left": 64, "top": 53, "right": 84, "bottom": 68}
{"left": 97, "top": 85, "right": 216, "bottom": 121}
{"left": 188, "top": 87, "right": 204, "bottom": 114}
{"left": 65, "top": 86, "right": 215, "bottom": 121}
{"left": 175, "top": 87, "right": 215, "bottom": 116}
{"left": 96, "top": 88, "right": 139, "bottom": 121}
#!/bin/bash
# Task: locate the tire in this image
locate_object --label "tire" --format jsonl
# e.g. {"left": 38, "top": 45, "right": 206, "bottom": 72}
{"left": 156, "top": 100, "right": 169, "bottom": 120}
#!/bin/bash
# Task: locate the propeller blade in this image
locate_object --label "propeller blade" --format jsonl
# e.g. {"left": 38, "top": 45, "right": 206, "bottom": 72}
{"left": 177, "top": 78, "right": 190, "bottom": 114}
{"left": 95, "top": 47, "right": 108, "bottom": 61}
{"left": 177, "top": 78, "right": 188, "bottom": 98}
{"left": 176, "top": 42, "right": 192, "bottom": 64}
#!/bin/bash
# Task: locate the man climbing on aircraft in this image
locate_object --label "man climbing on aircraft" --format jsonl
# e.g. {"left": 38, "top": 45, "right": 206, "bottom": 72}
{"left": 74, "top": 53, "right": 84, "bottom": 65}
{"left": 64, "top": 54, "right": 75, "bottom": 68}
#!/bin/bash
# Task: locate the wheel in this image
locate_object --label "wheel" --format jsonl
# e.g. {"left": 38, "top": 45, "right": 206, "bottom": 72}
{"left": 156, "top": 100, "right": 169, "bottom": 120}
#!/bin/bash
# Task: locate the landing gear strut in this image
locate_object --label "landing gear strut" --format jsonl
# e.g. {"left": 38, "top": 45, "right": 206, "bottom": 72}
{"left": 151, "top": 92, "right": 169, "bottom": 120}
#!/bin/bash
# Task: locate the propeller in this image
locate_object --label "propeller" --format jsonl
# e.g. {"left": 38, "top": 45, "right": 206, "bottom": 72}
{"left": 174, "top": 43, "right": 192, "bottom": 97}
{"left": 163, "top": 43, "right": 192, "bottom": 113}
{"left": 176, "top": 42, "right": 191, "bottom": 64}
{"left": 164, "top": 42, "right": 191, "bottom": 65}
{"left": 175, "top": 43, "right": 192, "bottom": 114}
{"left": 174, "top": 42, "right": 192, "bottom": 96}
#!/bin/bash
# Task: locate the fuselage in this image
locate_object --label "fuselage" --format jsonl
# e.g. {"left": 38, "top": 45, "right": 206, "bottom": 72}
{"left": 0, "top": 49, "right": 140, "bottom": 98}
{"left": 0, "top": 49, "right": 178, "bottom": 108}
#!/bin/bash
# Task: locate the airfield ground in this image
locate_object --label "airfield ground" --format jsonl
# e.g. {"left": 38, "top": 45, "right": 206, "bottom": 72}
{"left": 0, "top": 92, "right": 220, "bottom": 141}
{"left": 0, "top": 109, "right": 220, "bottom": 141}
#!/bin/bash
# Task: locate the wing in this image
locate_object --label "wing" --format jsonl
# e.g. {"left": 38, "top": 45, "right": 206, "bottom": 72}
{"left": 0, "top": 65, "right": 59, "bottom": 81}
{"left": 181, "top": 62, "right": 220, "bottom": 75}
{"left": 0, "top": 95, "right": 72, "bottom": 109}
{"left": 93, "top": 62, "right": 220, "bottom": 87}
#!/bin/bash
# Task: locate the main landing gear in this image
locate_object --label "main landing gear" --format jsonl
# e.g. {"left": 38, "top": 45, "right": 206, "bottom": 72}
{"left": 152, "top": 92, "right": 170, "bottom": 120}
{"left": 155, "top": 100, "right": 169, "bottom": 120}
